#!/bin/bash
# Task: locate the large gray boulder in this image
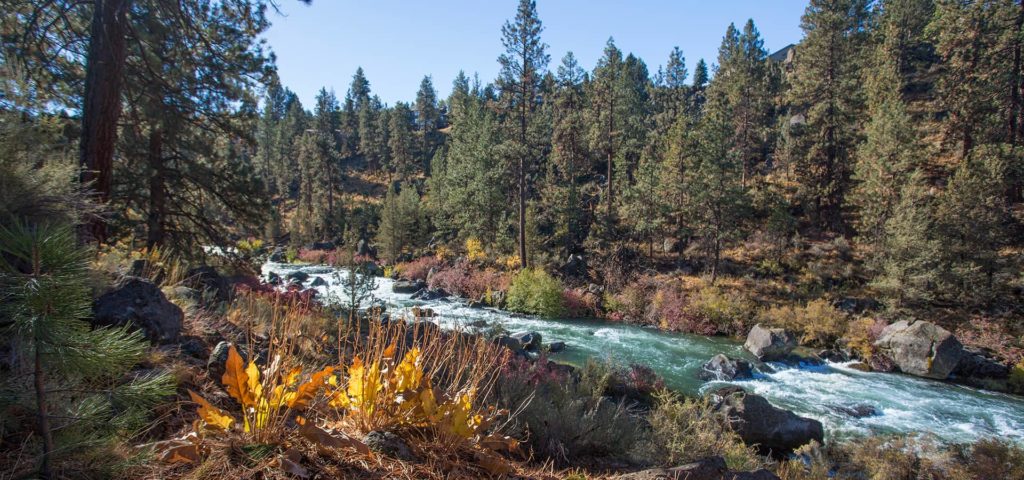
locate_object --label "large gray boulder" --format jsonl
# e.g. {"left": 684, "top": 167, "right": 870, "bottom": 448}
{"left": 717, "top": 390, "right": 824, "bottom": 455}
{"left": 392, "top": 280, "right": 426, "bottom": 294}
{"left": 874, "top": 320, "right": 962, "bottom": 379}
{"left": 93, "top": 276, "right": 183, "bottom": 343}
{"left": 699, "top": 354, "right": 753, "bottom": 381}
{"left": 744, "top": 324, "right": 797, "bottom": 361}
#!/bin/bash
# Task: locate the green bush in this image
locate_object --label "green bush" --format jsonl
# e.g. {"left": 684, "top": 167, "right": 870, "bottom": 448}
{"left": 641, "top": 392, "right": 761, "bottom": 471}
{"left": 687, "top": 287, "right": 757, "bottom": 336}
{"left": 506, "top": 268, "right": 566, "bottom": 317}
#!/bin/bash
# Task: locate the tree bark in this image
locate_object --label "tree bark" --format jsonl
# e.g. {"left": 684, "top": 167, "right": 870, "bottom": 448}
{"left": 146, "top": 129, "right": 165, "bottom": 248}
{"left": 79, "top": 0, "right": 130, "bottom": 243}
{"left": 34, "top": 346, "right": 53, "bottom": 480}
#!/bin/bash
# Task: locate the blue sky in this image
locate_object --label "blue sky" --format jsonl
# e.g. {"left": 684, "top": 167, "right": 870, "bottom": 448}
{"left": 263, "top": 1, "right": 809, "bottom": 107}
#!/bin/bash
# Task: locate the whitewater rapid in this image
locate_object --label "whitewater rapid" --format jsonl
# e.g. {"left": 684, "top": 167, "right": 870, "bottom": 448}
{"left": 264, "top": 262, "right": 1024, "bottom": 444}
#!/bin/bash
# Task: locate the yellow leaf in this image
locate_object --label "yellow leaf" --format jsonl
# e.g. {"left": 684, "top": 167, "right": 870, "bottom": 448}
{"left": 347, "top": 356, "right": 381, "bottom": 415}
{"left": 222, "top": 345, "right": 254, "bottom": 408}
{"left": 288, "top": 366, "right": 335, "bottom": 409}
{"left": 392, "top": 347, "right": 423, "bottom": 393}
{"left": 382, "top": 342, "right": 397, "bottom": 360}
{"left": 245, "top": 360, "right": 263, "bottom": 403}
{"left": 188, "top": 390, "right": 234, "bottom": 430}
{"left": 284, "top": 366, "right": 303, "bottom": 387}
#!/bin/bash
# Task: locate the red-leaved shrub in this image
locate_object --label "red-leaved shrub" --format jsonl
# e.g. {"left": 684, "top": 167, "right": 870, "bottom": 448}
{"left": 957, "top": 318, "right": 1024, "bottom": 364}
{"left": 428, "top": 261, "right": 509, "bottom": 301}
{"left": 397, "top": 256, "right": 442, "bottom": 281}
{"left": 562, "top": 288, "right": 599, "bottom": 318}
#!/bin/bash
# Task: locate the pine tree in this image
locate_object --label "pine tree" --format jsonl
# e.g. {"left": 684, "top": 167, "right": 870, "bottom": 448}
{"left": 683, "top": 107, "right": 750, "bottom": 283}
{"left": 546, "top": 52, "right": 590, "bottom": 256}
{"left": 497, "top": 0, "right": 549, "bottom": 268}
{"left": 389, "top": 102, "right": 417, "bottom": 181}
{"left": 690, "top": 58, "right": 710, "bottom": 117}
{"left": 415, "top": 75, "right": 442, "bottom": 171}
{"left": 935, "top": 146, "right": 1017, "bottom": 306}
{"left": 312, "top": 88, "right": 342, "bottom": 235}
{"left": 0, "top": 221, "right": 172, "bottom": 478}
{"left": 871, "top": 170, "right": 941, "bottom": 308}
{"left": 376, "top": 182, "right": 426, "bottom": 261}
{"left": 785, "top": 0, "right": 871, "bottom": 230}
{"left": 849, "top": 1, "right": 925, "bottom": 248}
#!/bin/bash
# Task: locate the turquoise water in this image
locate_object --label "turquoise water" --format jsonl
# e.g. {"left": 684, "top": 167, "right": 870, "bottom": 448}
{"left": 265, "top": 262, "right": 1024, "bottom": 444}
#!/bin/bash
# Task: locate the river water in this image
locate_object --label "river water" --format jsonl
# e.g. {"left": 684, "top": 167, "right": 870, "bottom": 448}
{"left": 264, "top": 262, "right": 1024, "bottom": 444}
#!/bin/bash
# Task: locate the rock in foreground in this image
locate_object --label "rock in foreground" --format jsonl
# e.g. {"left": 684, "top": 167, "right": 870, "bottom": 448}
{"left": 93, "top": 276, "right": 183, "bottom": 343}
{"left": 716, "top": 390, "right": 824, "bottom": 455}
{"left": 874, "top": 320, "right": 962, "bottom": 379}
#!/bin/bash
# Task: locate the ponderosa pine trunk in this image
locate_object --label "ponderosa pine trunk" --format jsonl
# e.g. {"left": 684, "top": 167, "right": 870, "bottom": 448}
{"left": 146, "top": 129, "right": 165, "bottom": 248}
{"left": 79, "top": 0, "right": 129, "bottom": 243}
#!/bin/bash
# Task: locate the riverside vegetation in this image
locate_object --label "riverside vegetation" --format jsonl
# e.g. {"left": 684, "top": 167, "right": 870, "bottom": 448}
{"left": 3, "top": 0, "right": 1024, "bottom": 478}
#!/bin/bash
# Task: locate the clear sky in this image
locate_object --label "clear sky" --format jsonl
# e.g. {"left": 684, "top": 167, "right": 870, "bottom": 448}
{"left": 263, "top": 0, "right": 810, "bottom": 108}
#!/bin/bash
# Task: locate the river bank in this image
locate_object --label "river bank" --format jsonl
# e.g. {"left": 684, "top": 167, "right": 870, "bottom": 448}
{"left": 264, "top": 260, "right": 1024, "bottom": 446}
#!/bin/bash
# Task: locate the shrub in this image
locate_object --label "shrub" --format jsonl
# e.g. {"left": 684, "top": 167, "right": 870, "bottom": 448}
{"left": 648, "top": 286, "right": 718, "bottom": 335}
{"left": 428, "top": 261, "right": 509, "bottom": 301}
{"left": 956, "top": 317, "right": 1024, "bottom": 365}
{"left": 604, "top": 277, "right": 656, "bottom": 324}
{"left": 562, "top": 288, "right": 598, "bottom": 318}
{"left": 845, "top": 317, "right": 887, "bottom": 361}
{"left": 491, "top": 358, "right": 643, "bottom": 466}
{"left": 396, "top": 256, "right": 442, "bottom": 282}
{"left": 642, "top": 392, "right": 761, "bottom": 471}
{"left": 465, "top": 237, "right": 486, "bottom": 263}
{"left": 759, "top": 299, "right": 847, "bottom": 347}
{"left": 285, "top": 247, "right": 298, "bottom": 263}
{"left": 1010, "top": 359, "right": 1024, "bottom": 394}
{"left": 506, "top": 268, "right": 567, "bottom": 317}
{"left": 686, "top": 287, "right": 757, "bottom": 336}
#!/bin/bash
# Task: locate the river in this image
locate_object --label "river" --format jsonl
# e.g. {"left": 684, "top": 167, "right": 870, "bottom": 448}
{"left": 264, "top": 262, "right": 1024, "bottom": 444}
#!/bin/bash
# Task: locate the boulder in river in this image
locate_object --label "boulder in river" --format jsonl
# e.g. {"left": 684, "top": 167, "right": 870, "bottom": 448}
{"left": 309, "top": 277, "right": 328, "bottom": 287}
{"left": 493, "top": 335, "right": 524, "bottom": 352}
{"left": 954, "top": 347, "right": 1009, "bottom": 380}
{"left": 716, "top": 390, "right": 824, "bottom": 455}
{"left": 699, "top": 354, "right": 753, "bottom": 381}
{"left": 827, "top": 403, "right": 878, "bottom": 418}
{"left": 873, "top": 320, "right": 962, "bottom": 379}
{"left": 548, "top": 341, "right": 566, "bottom": 353}
{"left": 410, "top": 306, "right": 435, "bottom": 318}
{"left": 93, "top": 276, "right": 183, "bottom": 343}
{"left": 266, "top": 271, "right": 282, "bottom": 285}
{"left": 286, "top": 270, "right": 309, "bottom": 284}
{"left": 392, "top": 280, "right": 426, "bottom": 294}
{"left": 512, "top": 331, "right": 542, "bottom": 352}
{"left": 411, "top": 288, "right": 449, "bottom": 301}
{"left": 268, "top": 247, "right": 286, "bottom": 262}
{"left": 744, "top": 324, "right": 797, "bottom": 361}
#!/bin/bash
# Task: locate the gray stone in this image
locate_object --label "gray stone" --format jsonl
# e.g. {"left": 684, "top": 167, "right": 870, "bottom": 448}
{"left": 874, "top": 320, "right": 963, "bottom": 379}
{"left": 493, "top": 335, "right": 524, "bottom": 352}
{"left": 268, "top": 247, "right": 286, "bottom": 262}
{"left": 548, "top": 341, "right": 567, "bottom": 353}
{"left": 717, "top": 390, "right": 824, "bottom": 455}
{"left": 411, "top": 288, "right": 448, "bottom": 301}
{"left": 93, "top": 276, "right": 183, "bottom": 343}
{"left": 827, "top": 403, "right": 878, "bottom": 418}
{"left": 744, "top": 324, "right": 798, "bottom": 361}
{"left": 363, "top": 430, "right": 415, "bottom": 461}
{"left": 699, "top": 354, "right": 753, "bottom": 381}
{"left": 392, "top": 280, "right": 426, "bottom": 294}
{"left": 286, "top": 270, "right": 309, "bottom": 283}
{"left": 512, "top": 331, "right": 542, "bottom": 352}
{"left": 266, "top": 271, "right": 282, "bottom": 285}
{"left": 186, "top": 266, "right": 230, "bottom": 303}
{"left": 954, "top": 347, "right": 1009, "bottom": 379}
{"left": 309, "top": 277, "right": 327, "bottom": 287}
{"left": 410, "top": 306, "right": 435, "bottom": 318}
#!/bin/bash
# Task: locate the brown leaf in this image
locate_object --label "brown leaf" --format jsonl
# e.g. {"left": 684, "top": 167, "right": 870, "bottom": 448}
{"left": 279, "top": 448, "right": 310, "bottom": 478}
{"left": 222, "top": 345, "right": 254, "bottom": 407}
{"left": 151, "top": 433, "right": 202, "bottom": 464}
{"left": 288, "top": 366, "right": 335, "bottom": 409}
{"left": 474, "top": 450, "right": 514, "bottom": 476}
{"left": 480, "top": 434, "right": 519, "bottom": 453}
{"left": 298, "top": 420, "right": 372, "bottom": 456}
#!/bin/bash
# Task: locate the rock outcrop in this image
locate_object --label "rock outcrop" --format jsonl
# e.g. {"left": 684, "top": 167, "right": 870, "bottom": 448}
{"left": 873, "top": 320, "right": 962, "bottom": 379}
{"left": 744, "top": 324, "right": 797, "bottom": 361}
{"left": 392, "top": 280, "right": 426, "bottom": 294}
{"left": 716, "top": 390, "right": 824, "bottom": 455}
{"left": 699, "top": 354, "right": 753, "bottom": 381}
{"left": 93, "top": 276, "right": 183, "bottom": 343}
